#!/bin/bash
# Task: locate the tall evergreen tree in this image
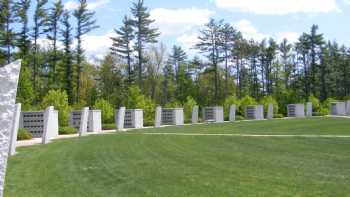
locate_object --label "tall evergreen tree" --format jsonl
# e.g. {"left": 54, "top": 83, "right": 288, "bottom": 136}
{"left": 307, "top": 25, "right": 324, "bottom": 96}
{"left": 296, "top": 33, "right": 311, "bottom": 99}
{"left": 196, "top": 19, "right": 224, "bottom": 104}
{"left": 279, "top": 38, "right": 293, "bottom": 88}
{"left": 60, "top": 10, "right": 74, "bottom": 104}
{"left": 168, "top": 45, "right": 187, "bottom": 77}
{"left": 0, "top": 0, "right": 16, "bottom": 64}
{"left": 219, "top": 23, "right": 237, "bottom": 97}
{"left": 131, "top": 0, "right": 160, "bottom": 89}
{"left": 73, "top": 0, "right": 98, "bottom": 102}
{"left": 32, "top": 0, "right": 48, "bottom": 92}
{"left": 46, "top": 0, "right": 63, "bottom": 85}
{"left": 15, "top": 0, "right": 31, "bottom": 59}
{"left": 110, "top": 16, "right": 134, "bottom": 84}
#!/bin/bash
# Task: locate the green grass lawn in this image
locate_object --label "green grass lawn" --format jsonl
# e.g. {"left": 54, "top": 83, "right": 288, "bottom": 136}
{"left": 5, "top": 117, "right": 350, "bottom": 197}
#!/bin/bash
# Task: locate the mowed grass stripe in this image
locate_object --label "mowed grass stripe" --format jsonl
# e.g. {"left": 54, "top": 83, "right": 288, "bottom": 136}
{"left": 4, "top": 118, "right": 350, "bottom": 197}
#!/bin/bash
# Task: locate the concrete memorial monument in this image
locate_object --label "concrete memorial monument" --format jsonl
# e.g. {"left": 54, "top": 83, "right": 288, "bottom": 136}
{"left": 42, "top": 106, "right": 59, "bottom": 144}
{"left": 245, "top": 105, "right": 264, "bottom": 120}
{"left": 8, "top": 104, "right": 21, "bottom": 156}
{"left": 70, "top": 109, "right": 102, "bottom": 133}
{"left": 229, "top": 105, "right": 236, "bottom": 122}
{"left": 330, "top": 102, "right": 346, "bottom": 116}
{"left": 20, "top": 107, "right": 59, "bottom": 140}
{"left": 115, "top": 108, "right": 143, "bottom": 129}
{"left": 115, "top": 107, "right": 126, "bottom": 130}
{"left": 0, "top": 60, "right": 21, "bottom": 197}
{"left": 267, "top": 104, "right": 273, "bottom": 120}
{"left": 155, "top": 106, "right": 162, "bottom": 128}
{"left": 203, "top": 107, "right": 224, "bottom": 123}
{"left": 161, "top": 108, "right": 184, "bottom": 126}
{"left": 79, "top": 107, "right": 89, "bottom": 136}
{"left": 347, "top": 101, "right": 350, "bottom": 115}
{"left": 306, "top": 102, "right": 313, "bottom": 117}
{"left": 192, "top": 106, "right": 199, "bottom": 124}
{"left": 287, "top": 104, "right": 305, "bottom": 118}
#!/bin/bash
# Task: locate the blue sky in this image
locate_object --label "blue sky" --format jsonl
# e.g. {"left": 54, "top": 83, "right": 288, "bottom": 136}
{"left": 60, "top": 0, "right": 350, "bottom": 61}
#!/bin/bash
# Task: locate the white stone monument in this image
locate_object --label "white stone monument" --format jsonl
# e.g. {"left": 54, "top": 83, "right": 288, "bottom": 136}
{"left": 229, "top": 105, "right": 236, "bottom": 122}
{"left": 8, "top": 104, "right": 21, "bottom": 156}
{"left": 287, "top": 104, "right": 305, "bottom": 118}
{"left": 346, "top": 101, "right": 350, "bottom": 116}
{"left": 155, "top": 106, "right": 162, "bottom": 128}
{"left": 192, "top": 106, "right": 199, "bottom": 124}
{"left": 116, "top": 107, "right": 126, "bottom": 130}
{"left": 0, "top": 60, "right": 21, "bottom": 197}
{"left": 306, "top": 102, "right": 313, "bottom": 117}
{"left": 88, "top": 110, "right": 102, "bottom": 132}
{"left": 79, "top": 107, "right": 89, "bottom": 136}
{"left": 330, "top": 102, "right": 346, "bottom": 116}
{"left": 267, "top": 104, "right": 273, "bottom": 120}
{"left": 115, "top": 109, "right": 143, "bottom": 129}
{"left": 42, "top": 106, "right": 59, "bottom": 144}
{"left": 203, "top": 106, "right": 224, "bottom": 123}
{"left": 161, "top": 108, "right": 184, "bottom": 126}
{"left": 245, "top": 105, "right": 264, "bottom": 120}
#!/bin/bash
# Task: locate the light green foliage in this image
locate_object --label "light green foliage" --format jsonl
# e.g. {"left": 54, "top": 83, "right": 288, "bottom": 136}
{"left": 164, "top": 101, "right": 182, "bottom": 108}
{"left": 93, "top": 98, "right": 114, "bottom": 124}
{"left": 224, "top": 96, "right": 240, "bottom": 118}
{"left": 16, "top": 66, "right": 35, "bottom": 110}
{"left": 17, "top": 128, "right": 32, "bottom": 141}
{"left": 239, "top": 96, "right": 257, "bottom": 115}
{"left": 126, "top": 85, "right": 155, "bottom": 124}
{"left": 183, "top": 96, "right": 197, "bottom": 120}
{"left": 308, "top": 95, "right": 321, "bottom": 112}
{"left": 320, "top": 98, "right": 337, "bottom": 114}
{"left": 59, "top": 127, "right": 77, "bottom": 135}
{"left": 260, "top": 96, "right": 279, "bottom": 114}
{"left": 41, "top": 90, "right": 70, "bottom": 126}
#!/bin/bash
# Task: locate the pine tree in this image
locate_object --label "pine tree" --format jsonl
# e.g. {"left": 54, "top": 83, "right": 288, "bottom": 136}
{"left": 219, "top": 23, "right": 237, "bottom": 97}
{"left": 60, "top": 10, "right": 74, "bottom": 104}
{"left": 0, "top": 0, "right": 17, "bottom": 64}
{"left": 279, "top": 38, "right": 293, "bottom": 88}
{"left": 32, "top": 0, "right": 48, "bottom": 92}
{"left": 15, "top": 0, "right": 31, "bottom": 58}
{"left": 111, "top": 16, "right": 134, "bottom": 84}
{"left": 46, "top": 0, "right": 63, "bottom": 85}
{"left": 168, "top": 45, "right": 187, "bottom": 77}
{"left": 73, "top": 0, "right": 99, "bottom": 102}
{"left": 196, "top": 19, "right": 224, "bottom": 104}
{"left": 131, "top": 0, "right": 160, "bottom": 89}
{"left": 307, "top": 25, "right": 324, "bottom": 96}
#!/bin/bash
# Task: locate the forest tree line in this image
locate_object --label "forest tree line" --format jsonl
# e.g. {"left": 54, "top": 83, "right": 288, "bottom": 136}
{"left": 1, "top": 0, "right": 350, "bottom": 125}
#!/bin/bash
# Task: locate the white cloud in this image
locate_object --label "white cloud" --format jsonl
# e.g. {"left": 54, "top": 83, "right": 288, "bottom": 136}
{"left": 176, "top": 33, "right": 200, "bottom": 54}
{"left": 150, "top": 8, "right": 214, "bottom": 35}
{"left": 277, "top": 32, "right": 300, "bottom": 43}
{"left": 344, "top": 0, "right": 350, "bottom": 5}
{"left": 215, "top": 0, "right": 339, "bottom": 15}
{"left": 71, "top": 31, "right": 114, "bottom": 63}
{"left": 64, "top": 0, "right": 109, "bottom": 10}
{"left": 234, "top": 19, "right": 269, "bottom": 41}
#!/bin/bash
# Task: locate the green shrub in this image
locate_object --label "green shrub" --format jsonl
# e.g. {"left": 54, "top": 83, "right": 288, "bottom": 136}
{"left": 321, "top": 98, "right": 337, "bottom": 114}
{"left": 183, "top": 96, "right": 197, "bottom": 121}
{"left": 126, "top": 85, "right": 155, "bottom": 124}
{"left": 94, "top": 98, "right": 114, "bottom": 124}
{"left": 239, "top": 96, "right": 257, "bottom": 115}
{"left": 236, "top": 115, "right": 245, "bottom": 121}
{"left": 17, "top": 128, "right": 32, "bottom": 141}
{"left": 102, "top": 124, "right": 116, "bottom": 130}
{"left": 41, "top": 90, "right": 70, "bottom": 127}
{"left": 308, "top": 95, "right": 321, "bottom": 112}
{"left": 273, "top": 114, "right": 284, "bottom": 119}
{"left": 59, "top": 127, "right": 77, "bottom": 135}
{"left": 224, "top": 96, "right": 240, "bottom": 119}
{"left": 164, "top": 100, "right": 182, "bottom": 108}
{"left": 260, "top": 96, "right": 279, "bottom": 115}
{"left": 313, "top": 112, "right": 327, "bottom": 117}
